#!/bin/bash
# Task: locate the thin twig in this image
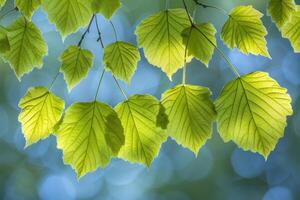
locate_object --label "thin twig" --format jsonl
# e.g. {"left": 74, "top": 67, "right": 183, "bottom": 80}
{"left": 192, "top": 0, "right": 227, "bottom": 15}
{"left": 78, "top": 15, "right": 95, "bottom": 47}
{"left": 94, "top": 69, "right": 106, "bottom": 101}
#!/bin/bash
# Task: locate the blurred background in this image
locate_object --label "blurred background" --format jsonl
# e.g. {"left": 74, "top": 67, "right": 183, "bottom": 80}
{"left": 0, "top": 0, "right": 300, "bottom": 199}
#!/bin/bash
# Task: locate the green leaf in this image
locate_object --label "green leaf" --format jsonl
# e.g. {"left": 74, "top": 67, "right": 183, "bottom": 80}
{"left": 182, "top": 23, "right": 216, "bottom": 67}
{"left": 221, "top": 6, "right": 270, "bottom": 58}
{"left": 215, "top": 72, "right": 293, "bottom": 158}
{"left": 59, "top": 45, "right": 94, "bottom": 92}
{"left": 136, "top": 9, "right": 191, "bottom": 79}
{"left": 267, "top": 0, "right": 296, "bottom": 28}
{"left": 0, "top": 26, "right": 10, "bottom": 54}
{"left": 161, "top": 85, "right": 216, "bottom": 155}
{"left": 0, "top": 0, "right": 6, "bottom": 8}
{"left": 3, "top": 17, "right": 47, "bottom": 79}
{"left": 281, "top": 6, "right": 300, "bottom": 52}
{"left": 57, "top": 101, "right": 124, "bottom": 178}
{"left": 115, "top": 95, "right": 167, "bottom": 166}
{"left": 15, "top": 0, "right": 42, "bottom": 19}
{"left": 103, "top": 41, "right": 140, "bottom": 83}
{"left": 18, "top": 87, "right": 65, "bottom": 147}
{"left": 42, "top": 0, "right": 93, "bottom": 39}
{"left": 92, "top": 0, "right": 121, "bottom": 19}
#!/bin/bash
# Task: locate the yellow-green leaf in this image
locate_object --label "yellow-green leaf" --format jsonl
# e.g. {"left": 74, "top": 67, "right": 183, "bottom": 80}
{"left": 3, "top": 17, "right": 47, "bottom": 79}
{"left": 103, "top": 41, "right": 140, "bottom": 83}
{"left": 0, "top": 26, "right": 10, "bottom": 54}
{"left": 92, "top": 0, "right": 121, "bottom": 19}
{"left": 115, "top": 95, "right": 167, "bottom": 166}
{"left": 18, "top": 87, "right": 65, "bottom": 147}
{"left": 221, "top": 6, "right": 270, "bottom": 58}
{"left": 136, "top": 9, "right": 191, "bottom": 79}
{"left": 59, "top": 45, "right": 94, "bottom": 92}
{"left": 57, "top": 101, "right": 124, "bottom": 178}
{"left": 281, "top": 6, "right": 300, "bottom": 52}
{"left": 0, "top": 0, "right": 6, "bottom": 8}
{"left": 161, "top": 85, "right": 216, "bottom": 155}
{"left": 215, "top": 72, "right": 293, "bottom": 158}
{"left": 16, "top": 0, "right": 42, "bottom": 19}
{"left": 182, "top": 23, "right": 216, "bottom": 67}
{"left": 42, "top": 0, "right": 93, "bottom": 39}
{"left": 267, "top": 0, "right": 296, "bottom": 28}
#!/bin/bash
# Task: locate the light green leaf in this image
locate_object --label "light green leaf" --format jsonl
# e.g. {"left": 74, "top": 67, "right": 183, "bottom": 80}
{"left": 0, "top": 26, "right": 10, "bottom": 54}
{"left": 221, "top": 6, "right": 270, "bottom": 58}
{"left": 161, "top": 85, "right": 216, "bottom": 155}
{"left": 281, "top": 6, "right": 300, "bottom": 52}
{"left": 92, "top": 0, "right": 121, "bottom": 19}
{"left": 57, "top": 101, "right": 124, "bottom": 178}
{"left": 18, "top": 87, "right": 65, "bottom": 147}
{"left": 0, "top": 0, "right": 6, "bottom": 8}
{"left": 182, "top": 23, "right": 216, "bottom": 67}
{"left": 115, "top": 95, "right": 167, "bottom": 166}
{"left": 215, "top": 72, "right": 293, "bottom": 158}
{"left": 3, "top": 17, "right": 47, "bottom": 79}
{"left": 16, "top": 0, "right": 42, "bottom": 19}
{"left": 59, "top": 45, "right": 94, "bottom": 92}
{"left": 136, "top": 9, "right": 191, "bottom": 79}
{"left": 42, "top": 0, "right": 93, "bottom": 39}
{"left": 103, "top": 41, "right": 140, "bottom": 83}
{"left": 267, "top": 0, "right": 296, "bottom": 28}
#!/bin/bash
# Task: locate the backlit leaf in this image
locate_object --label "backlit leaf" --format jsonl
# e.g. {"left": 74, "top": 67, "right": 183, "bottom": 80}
{"left": 161, "top": 85, "right": 216, "bottom": 155}
{"left": 59, "top": 45, "right": 94, "bottom": 92}
{"left": 42, "top": 0, "right": 93, "bottom": 39}
{"left": 136, "top": 9, "right": 191, "bottom": 79}
{"left": 182, "top": 23, "right": 216, "bottom": 67}
{"left": 92, "top": 0, "right": 121, "bottom": 19}
{"left": 18, "top": 87, "right": 65, "bottom": 147}
{"left": 57, "top": 101, "right": 124, "bottom": 178}
{"left": 215, "top": 72, "right": 293, "bottom": 158}
{"left": 0, "top": 26, "right": 10, "bottom": 53}
{"left": 115, "top": 95, "right": 167, "bottom": 166}
{"left": 0, "top": 0, "right": 6, "bottom": 8}
{"left": 221, "top": 6, "right": 270, "bottom": 58}
{"left": 267, "top": 0, "right": 296, "bottom": 28}
{"left": 103, "top": 41, "right": 140, "bottom": 83}
{"left": 16, "top": 0, "right": 42, "bottom": 19}
{"left": 281, "top": 6, "right": 300, "bottom": 52}
{"left": 3, "top": 17, "right": 47, "bottom": 79}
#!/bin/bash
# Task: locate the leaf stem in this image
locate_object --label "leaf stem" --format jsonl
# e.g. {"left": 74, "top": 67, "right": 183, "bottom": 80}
{"left": 192, "top": 0, "right": 228, "bottom": 15}
{"left": 48, "top": 71, "right": 60, "bottom": 90}
{"left": 182, "top": 0, "right": 240, "bottom": 77}
{"left": 96, "top": 16, "right": 128, "bottom": 100}
{"left": 78, "top": 15, "right": 95, "bottom": 47}
{"left": 113, "top": 75, "right": 128, "bottom": 100}
{"left": 94, "top": 69, "right": 105, "bottom": 101}
{"left": 109, "top": 20, "right": 118, "bottom": 41}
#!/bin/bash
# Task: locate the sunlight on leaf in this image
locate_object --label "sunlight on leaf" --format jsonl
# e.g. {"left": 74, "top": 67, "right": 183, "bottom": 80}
{"left": 215, "top": 72, "right": 293, "bottom": 158}
{"left": 3, "top": 17, "right": 47, "bottom": 80}
{"left": 57, "top": 101, "right": 124, "bottom": 178}
{"left": 221, "top": 5, "right": 270, "bottom": 58}
{"left": 103, "top": 41, "right": 140, "bottom": 83}
{"left": 42, "top": 0, "right": 93, "bottom": 39}
{"left": 161, "top": 85, "right": 216, "bottom": 155}
{"left": 115, "top": 95, "right": 168, "bottom": 166}
{"left": 15, "top": 0, "right": 42, "bottom": 19}
{"left": 267, "top": 0, "right": 296, "bottom": 28}
{"left": 282, "top": 6, "right": 300, "bottom": 52}
{"left": 59, "top": 45, "right": 94, "bottom": 92}
{"left": 136, "top": 9, "right": 192, "bottom": 79}
{"left": 92, "top": 0, "right": 121, "bottom": 19}
{"left": 182, "top": 23, "right": 216, "bottom": 67}
{"left": 18, "top": 87, "right": 65, "bottom": 147}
